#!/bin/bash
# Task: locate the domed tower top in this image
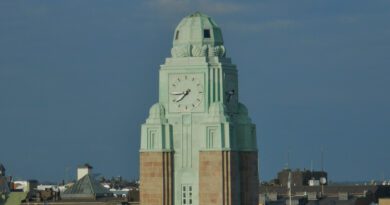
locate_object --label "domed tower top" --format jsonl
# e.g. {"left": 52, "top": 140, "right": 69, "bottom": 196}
{"left": 171, "top": 12, "right": 226, "bottom": 58}
{"left": 173, "top": 12, "right": 223, "bottom": 47}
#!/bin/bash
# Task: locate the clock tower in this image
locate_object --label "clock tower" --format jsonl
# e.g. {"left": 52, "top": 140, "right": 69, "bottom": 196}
{"left": 140, "top": 12, "right": 259, "bottom": 205}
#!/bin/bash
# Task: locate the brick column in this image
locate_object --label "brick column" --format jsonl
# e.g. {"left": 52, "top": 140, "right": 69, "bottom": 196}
{"left": 239, "top": 151, "right": 259, "bottom": 205}
{"left": 199, "top": 151, "right": 240, "bottom": 205}
{"left": 140, "top": 152, "right": 173, "bottom": 205}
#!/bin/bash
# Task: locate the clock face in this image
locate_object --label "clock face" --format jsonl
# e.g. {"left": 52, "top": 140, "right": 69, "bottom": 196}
{"left": 169, "top": 73, "right": 205, "bottom": 112}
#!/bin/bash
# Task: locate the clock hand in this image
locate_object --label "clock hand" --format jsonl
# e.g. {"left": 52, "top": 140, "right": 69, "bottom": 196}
{"left": 175, "top": 94, "right": 186, "bottom": 102}
{"left": 226, "top": 89, "right": 235, "bottom": 102}
{"left": 174, "top": 89, "right": 191, "bottom": 102}
{"left": 171, "top": 91, "right": 185, "bottom": 95}
{"left": 171, "top": 91, "right": 186, "bottom": 95}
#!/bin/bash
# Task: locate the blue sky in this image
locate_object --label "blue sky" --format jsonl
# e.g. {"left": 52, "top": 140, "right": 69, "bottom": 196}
{"left": 0, "top": 0, "right": 389, "bottom": 182}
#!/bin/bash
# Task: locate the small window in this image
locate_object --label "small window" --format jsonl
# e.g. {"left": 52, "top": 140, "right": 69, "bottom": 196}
{"left": 175, "top": 31, "right": 180, "bottom": 40}
{"left": 203, "top": 29, "right": 211, "bottom": 38}
{"left": 183, "top": 187, "right": 186, "bottom": 191}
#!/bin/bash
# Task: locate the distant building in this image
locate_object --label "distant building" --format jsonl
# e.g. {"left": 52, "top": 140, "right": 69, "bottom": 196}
{"left": 61, "top": 174, "right": 112, "bottom": 200}
{"left": 277, "top": 168, "right": 327, "bottom": 187}
{"left": 260, "top": 183, "right": 390, "bottom": 205}
{"left": 21, "top": 165, "right": 126, "bottom": 205}
{"left": 260, "top": 168, "right": 390, "bottom": 205}
{"left": 37, "top": 184, "right": 67, "bottom": 193}
{"left": 12, "top": 180, "right": 38, "bottom": 192}
{"left": 62, "top": 164, "right": 111, "bottom": 200}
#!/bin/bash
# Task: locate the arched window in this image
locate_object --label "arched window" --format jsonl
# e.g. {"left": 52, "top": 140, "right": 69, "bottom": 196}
{"left": 175, "top": 30, "right": 180, "bottom": 40}
{"left": 203, "top": 29, "right": 210, "bottom": 38}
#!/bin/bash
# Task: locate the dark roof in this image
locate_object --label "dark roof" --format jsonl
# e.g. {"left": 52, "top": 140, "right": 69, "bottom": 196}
{"left": 62, "top": 174, "right": 110, "bottom": 199}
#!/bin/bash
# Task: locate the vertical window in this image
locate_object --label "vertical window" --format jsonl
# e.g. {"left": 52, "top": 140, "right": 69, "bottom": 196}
{"left": 175, "top": 31, "right": 180, "bottom": 40}
{"left": 203, "top": 29, "right": 211, "bottom": 38}
{"left": 207, "top": 128, "right": 216, "bottom": 149}
{"left": 182, "top": 184, "right": 193, "bottom": 205}
{"left": 147, "top": 131, "right": 156, "bottom": 149}
{"left": 188, "top": 186, "right": 193, "bottom": 204}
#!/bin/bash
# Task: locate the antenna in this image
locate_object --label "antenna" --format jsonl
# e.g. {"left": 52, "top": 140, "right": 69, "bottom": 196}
{"left": 65, "top": 166, "right": 70, "bottom": 183}
{"left": 286, "top": 148, "right": 291, "bottom": 170}
{"left": 382, "top": 171, "right": 385, "bottom": 182}
{"left": 288, "top": 172, "right": 292, "bottom": 205}
{"left": 310, "top": 160, "right": 313, "bottom": 172}
{"left": 287, "top": 150, "right": 290, "bottom": 169}
{"left": 321, "top": 147, "right": 324, "bottom": 172}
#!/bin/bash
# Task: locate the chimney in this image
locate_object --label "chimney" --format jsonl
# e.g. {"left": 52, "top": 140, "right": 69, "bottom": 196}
{"left": 77, "top": 163, "right": 93, "bottom": 180}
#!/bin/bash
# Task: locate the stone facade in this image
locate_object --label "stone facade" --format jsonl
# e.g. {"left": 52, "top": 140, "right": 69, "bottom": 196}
{"left": 140, "top": 152, "right": 173, "bottom": 205}
{"left": 199, "top": 151, "right": 240, "bottom": 205}
{"left": 199, "top": 151, "right": 259, "bottom": 205}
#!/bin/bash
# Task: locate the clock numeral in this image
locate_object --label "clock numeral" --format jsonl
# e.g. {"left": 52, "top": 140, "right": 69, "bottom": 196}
{"left": 172, "top": 84, "right": 176, "bottom": 87}
{"left": 185, "top": 75, "right": 187, "bottom": 80}
{"left": 192, "top": 104, "right": 195, "bottom": 107}
{"left": 192, "top": 77, "right": 195, "bottom": 81}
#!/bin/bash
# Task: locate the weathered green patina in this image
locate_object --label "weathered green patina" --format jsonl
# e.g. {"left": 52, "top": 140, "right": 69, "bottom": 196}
{"left": 140, "top": 12, "right": 257, "bottom": 205}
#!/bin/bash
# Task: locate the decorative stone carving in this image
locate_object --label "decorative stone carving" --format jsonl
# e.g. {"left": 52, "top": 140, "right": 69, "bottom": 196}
{"left": 208, "top": 45, "right": 215, "bottom": 57}
{"left": 171, "top": 44, "right": 191, "bottom": 57}
{"left": 214, "top": 45, "right": 226, "bottom": 57}
{"left": 172, "top": 44, "right": 226, "bottom": 58}
{"left": 191, "top": 45, "right": 208, "bottom": 57}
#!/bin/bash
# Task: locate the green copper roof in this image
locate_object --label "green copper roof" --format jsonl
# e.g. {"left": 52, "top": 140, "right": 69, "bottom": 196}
{"left": 62, "top": 174, "right": 111, "bottom": 199}
{"left": 170, "top": 12, "right": 226, "bottom": 58}
{"left": 173, "top": 12, "right": 224, "bottom": 47}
